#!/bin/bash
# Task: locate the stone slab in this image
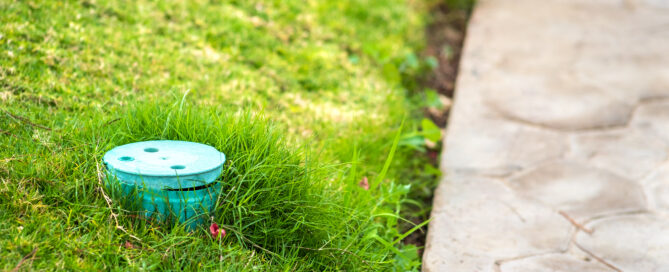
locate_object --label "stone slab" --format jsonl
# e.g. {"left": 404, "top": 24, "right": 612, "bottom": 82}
{"left": 567, "top": 129, "right": 668, "bottom": 180}
{"left": 508, "top": 161, "right": 646, "bottom": 221}
{"left": 499, "top": 253, "right": 613, "bottom": 272}
{"left": 423, "top": 0, "right": 669, "bottom": 270}
{"left": 575, "top": 214, "right": 669, "bottom": 271}
{"left": 423, "top": 176, "right": 572, "bottom": 271}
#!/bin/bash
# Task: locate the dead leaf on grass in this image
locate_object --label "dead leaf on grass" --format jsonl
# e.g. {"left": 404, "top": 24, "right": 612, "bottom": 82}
{"left": 124, "top": 241, "right": 138, "bottom": 249}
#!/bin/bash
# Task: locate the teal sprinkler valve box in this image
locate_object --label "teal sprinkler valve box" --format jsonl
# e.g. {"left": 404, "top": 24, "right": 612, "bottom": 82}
{"left": 103, "top": 140, "right": 225, "bottom": 229}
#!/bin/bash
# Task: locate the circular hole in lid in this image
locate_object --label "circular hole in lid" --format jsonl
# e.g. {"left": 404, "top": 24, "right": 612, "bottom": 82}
{"left": 118, "top": 156, "right": 134, "bottom": 161}
{"left": 144, "top": 147, "right": 159, "bottom": 153}
{"left": 171, "top": 165, "right": 186, "bottom": 170}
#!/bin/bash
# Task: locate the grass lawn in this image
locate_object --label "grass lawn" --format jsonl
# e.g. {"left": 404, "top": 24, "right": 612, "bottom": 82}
{"left": 0, "top": 0, "right": 448, "bottom": 270}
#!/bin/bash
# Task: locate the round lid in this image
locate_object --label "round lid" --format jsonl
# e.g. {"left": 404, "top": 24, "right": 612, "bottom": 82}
{"left": 103, "top": 140, "right": 226, "bottom": 177}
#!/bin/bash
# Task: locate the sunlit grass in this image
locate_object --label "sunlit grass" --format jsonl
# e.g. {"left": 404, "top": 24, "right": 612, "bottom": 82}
{"left": 0, "top": 0, "right": 439, "bottom": 270}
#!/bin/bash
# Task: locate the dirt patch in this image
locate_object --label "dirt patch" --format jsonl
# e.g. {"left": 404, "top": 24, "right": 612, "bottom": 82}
{"left": 402, "top": 1, "right": 470, "bottom": 257}
{"left": 423, "top": 3, "right": 469, "bottom": 127}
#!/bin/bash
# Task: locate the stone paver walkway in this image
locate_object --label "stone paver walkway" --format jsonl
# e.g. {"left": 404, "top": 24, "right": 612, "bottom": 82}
{"left": 423, "top": 0, "right": 669, "bottom": 271}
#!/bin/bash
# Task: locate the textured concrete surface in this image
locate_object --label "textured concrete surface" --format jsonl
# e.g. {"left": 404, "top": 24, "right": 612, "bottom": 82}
{"left": 423, "top": 0, "right": 669, "bottom": 271}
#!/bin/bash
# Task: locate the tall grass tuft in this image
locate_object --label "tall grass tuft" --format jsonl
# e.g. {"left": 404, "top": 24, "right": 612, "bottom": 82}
{"left": 115, "top": 102, "right": 373, "bottom": 268}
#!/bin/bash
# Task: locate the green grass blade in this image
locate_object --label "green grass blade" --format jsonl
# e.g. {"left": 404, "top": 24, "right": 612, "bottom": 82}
{"left": 392, "top": 219, "right": 431, "bottom": 245}
{"left": 371, "top": 117, "right": 405, "bottom": 190}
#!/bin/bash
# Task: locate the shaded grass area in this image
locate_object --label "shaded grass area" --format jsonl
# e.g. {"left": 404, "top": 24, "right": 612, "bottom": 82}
{"left": 0, "top": 0, "right": 447, "bottom": 270}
